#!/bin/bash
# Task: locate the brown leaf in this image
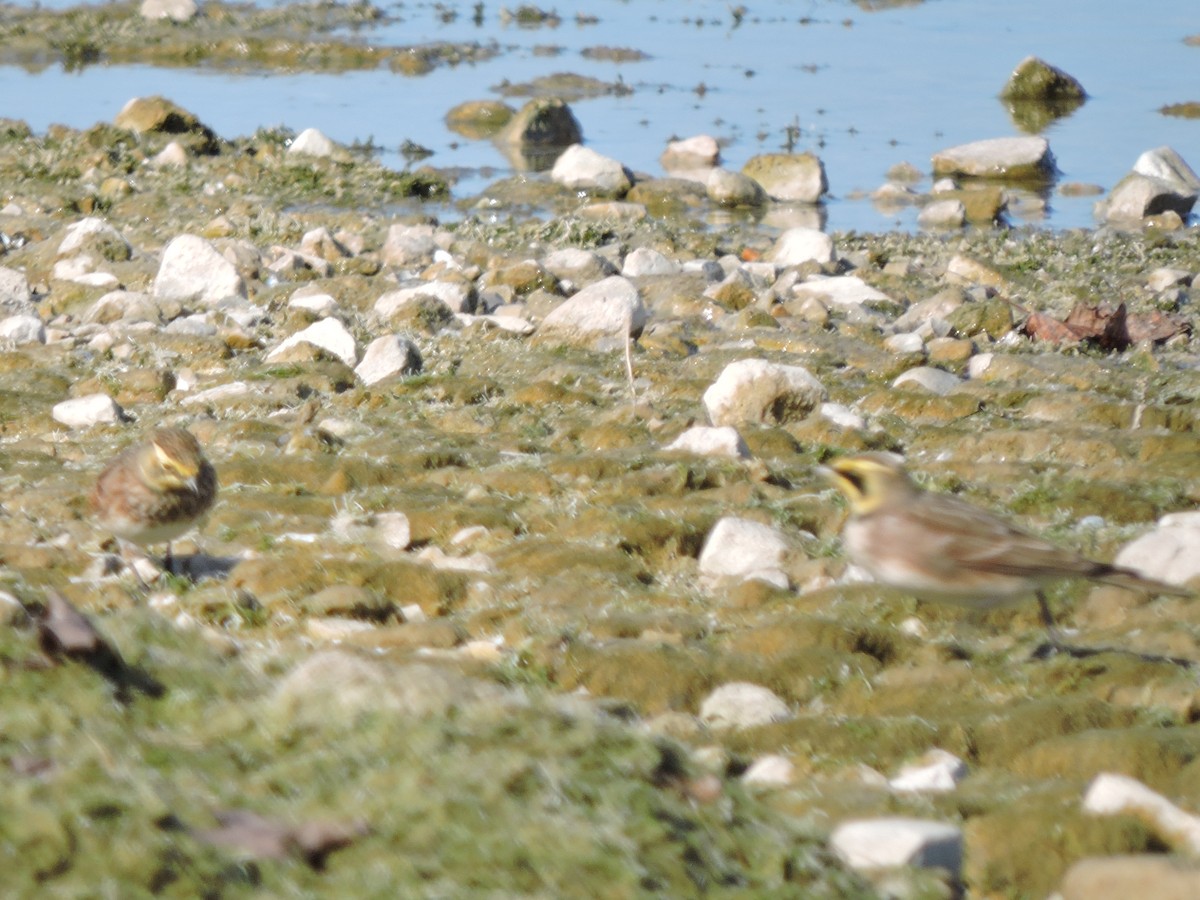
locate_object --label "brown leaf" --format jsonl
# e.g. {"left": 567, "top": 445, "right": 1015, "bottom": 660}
{"left": 195, "top": 809, "right": 369, "bottom": 870}
{"left": 39, "top": 590, "right": 104, "bottom": 657}
{"left": 1126, "top": 309, "right": 1192, "bottom": 344}
{"left": 1023, "top": 310, "right": 1085, "bottom": 344}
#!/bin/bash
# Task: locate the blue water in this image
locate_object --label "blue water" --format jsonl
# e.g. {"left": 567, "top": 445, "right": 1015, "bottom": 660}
{"left": 2, "top": 0, "right": 1198, "bottom": 232}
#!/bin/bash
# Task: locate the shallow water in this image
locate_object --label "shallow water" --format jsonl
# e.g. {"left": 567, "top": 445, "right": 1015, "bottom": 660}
{"left": 2, "top": 0, "right": 1199, "bottom": 232}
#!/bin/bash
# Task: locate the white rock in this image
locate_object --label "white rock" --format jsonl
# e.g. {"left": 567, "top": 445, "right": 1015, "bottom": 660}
{"left": 417, "top": 546, "right": 497, "bottom": 573}
{"left": 918, "top": 198, "right": 967, "bottom": 229}
{"left": 539, "top": 275, "right": 646, "bottom": 345}
{"left": 1084, "top": 772, "right": 1200, "bottom": 854}
{"left": 472, "top": 314, "right": 536, "bottom": 334}
{"left": 151, "top": 141, "right": 189, "bottom": 168}
{"left": 831, "top": 818, "right": 963, "bottom": 875}
{"left": 1133, "top": 146, "right": 1200, "bottom": 193}
{"left": 52, "top": 394, "right": 123, "bottom": 428}
{"left": 742, "top": 754, "right": 796, "bottom": 786}
{"left": 267, "top": 317, "right": 357, "bottom": 367}
{"left": 743, "top": 152, "right": 827, "bottom": 202}
{"left": 967, "top": 353, "right": 994, "bottom": 378}
{"left": 180, "top": 381, "right": 251, "bottom": 406}
{"left": 1101, "top": 173, "right": 1197, "bottom": 223}
{"left": 376, "top": 280, "right": 475, "bottom": 316}
{"left": 1146, "top": 267, "right": 1192, "bottom": 292}
{"left": 791, "top": 275, "right": 894, "bottom": 308}
{"left": 0, "top": 266, "right": 33, "bottom": 315}
{"left": 288, "top": 127, "right": 336, "bottom": 158}
{"left": 661, "top": 134, "right": 720, "bottom": 169}
{"left": 622, "top": 247, "right": 679, "bottom": 277}
{"left": 703, "top": 358, "right": 827, "bottom": 427}
{"left": 889, "top": 749, "right": 968, "bottom": 793}
{"left": 699, "top": 682, "right": 791, "bottom": 730}
{"left": 288, "top": 291, "right": 339, "bottom": 316}
{"left": 550, "top": 144, "right": 632, "bottom": 196}
{"left": 354, "top": 334, "right": 423, "bottom": 385}
{"left": 1113, "top": 511, "right": 1200, "bottom": 587}
{"left": 373, "top": 512, "right": 412, "bottom": 551}
{"left": 893, "top": 366, "right": 961, "bottom": 395}
{"left": 542, "top": 247, "right": 618, "bottom": 283}
{"left": 57, "top": 217, "right": 130, "bottom": 258}
{"left": 140, "top": 0, "right": 197, "bottom": 21}
{"left": 885, "top": 332, "right": 925, "bottom": 353}
{"left": 931, "top": 136, "right": 1054, "bottom": 180}
{"left": 382, "top": 223, "right": 438, "bottom": 267}
{"left": 153, "top": 234, "right": 246, "bottom": 306}
{"left": 766, "top": 227, "right": 835, "bottom": 266}
{"left": 664, "top": 425, "right": 750, "bottom": 459}
{"left": 706, "top": 168, "right": 767, "bottom": 207}
{"left": 819, "top": 402, "right": 866, "bottom": 431}
{"left": 0, "top": 314, "right": 45, "bottom": 345}
{"left": 698, "top": 516, "right": 791, "bottom": 580}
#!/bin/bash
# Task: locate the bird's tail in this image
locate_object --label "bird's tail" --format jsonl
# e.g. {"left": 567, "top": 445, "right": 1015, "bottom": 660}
{"left": 1096, "top": 565, "right": 1194, "bottom": 598}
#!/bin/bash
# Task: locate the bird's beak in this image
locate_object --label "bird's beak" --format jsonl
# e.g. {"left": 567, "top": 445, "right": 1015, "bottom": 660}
{"left": 184, "top": 475, "right": 200, "bottom": 494}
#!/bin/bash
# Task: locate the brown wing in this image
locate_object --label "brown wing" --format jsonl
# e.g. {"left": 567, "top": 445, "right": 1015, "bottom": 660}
{"left": 901, "top": 492, "right": 1106, "bottom": 580}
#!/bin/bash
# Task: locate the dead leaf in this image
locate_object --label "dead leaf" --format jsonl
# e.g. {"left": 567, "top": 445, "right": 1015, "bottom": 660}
{"left": 194, "top": 809, "right": 369, "bottom": 870}
{"left": 1023, "top": 310, "right": 1085, "bottom": 344}
{"left": 39, "top": 590, "right": 104, "bottom": 656}
{"left": 1126, "top": 309, "right": 1192, "bottom": 344}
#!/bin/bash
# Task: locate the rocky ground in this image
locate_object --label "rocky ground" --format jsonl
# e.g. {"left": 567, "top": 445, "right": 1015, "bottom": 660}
{"left": 2, "top": 12, "right": 1200, "bottom": 898}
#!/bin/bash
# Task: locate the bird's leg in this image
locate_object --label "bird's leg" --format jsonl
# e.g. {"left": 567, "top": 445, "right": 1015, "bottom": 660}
{"left": 1036, "top": 591, "right": 1064, "bottom": 653}
{"left": 163, "top": 543, "right": 175, "bottom": 577}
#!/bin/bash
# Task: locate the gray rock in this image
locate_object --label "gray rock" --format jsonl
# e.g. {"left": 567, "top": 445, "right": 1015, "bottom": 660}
{"left": 893, "top": 288, "right": 966, "bottom": 334}
{"left": 885, "top": 332, "right": 925, "bottom": 354}
{"left": 1100, "top": 171, "right": 1198, "bottom": 224}
{"left": 538, "top": 275, "right": 646, "bottom": 346}
{"left": 918, "top": 198, "right": 967, "bottom": 229}
{"left": 703, "top": 359, "right": 827, "bottom": 427}
{"left": 375, "top": 280, "right": 475, "bottom": 315}
{"left": 830, "top": 818, "right": 963, "bottom": 875}
{"left": 1133, "top": 146, "right": 1200, "bottom": 193}
{"left": 382, "top": 223, "right": 438, "bottom": 267}
{"left": 663, "top": 425, "right": 750, "bottom": 459}
{"left": 354, "top": 335, "right": 423, "bottom": 385}
{"left": 288, "top": 127, "right": 336, "bottom": 158}
{"left": 893, "top": 366, "right": 961, "bottom": 395}
{"left": 152, "top": 234, "right": 246, "bottom": 306}
{"left": 140, "top": 0, "right": 198, "bottom": 21}
{"left": 288, "top": 291, "right": 339, "bottom": 316}
{"left": 766, "top": 227, "right": 835, "bottom": 266}
{"left": 699, "top": 682, "right": 791, "bottom": 730}
{"left": 57, "top": 217, "right": 131, "bottom": 261}
{"left": 0, "top": 314, "right": 45, "bottom": 345}
{"left": 267, "top": 317, "right": 357, "bottom": 367}
{"left": 52, "top": 394, "right": 123, "bottom": 429}
{"left": 742, "top": 152, "right": 828, "bottom": 203}
{"left": 660, "top": 134, "right": 719, "bottom": 170}
{"left": 931, "top": 136, "right": 1056, "bottom": 181}
{"left": 1000, "top": 56, "right": 1086, "bottom": 101}
{"left": 705, "top": 168, "right": 767, "bottom": 207}
{"left": 698, "top": 516, "right": 791, "bottom": 581}
{"left": 0, "top": 266, "right": 33, "bottom": 315}
{"left": 1113, "top": 511, "right": 1200, "bottom": 588}
{"left": 83, "top": 290, "right": 160, "bottom": 325}
{"left": 542, "top": 247, "right": 618, "bottom": 285}
{"left": 495, "top": 98, "right": 582, "bottom": 158}
{"left": 792, "top": 275, "right": 893, "bottom": 308}
{"left": 550, "top": 144, "right": 632, "bottom": 197}
{"left": 621, "top": 247, "right": 679, "bottom": 277}
{"left": 1060, "top": 855, "right": 1200, "bottom": 900}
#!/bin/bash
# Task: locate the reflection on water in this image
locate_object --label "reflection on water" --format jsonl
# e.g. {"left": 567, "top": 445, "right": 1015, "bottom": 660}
{"left": 0, "top": 0, "right": 1197, "bottom": 232}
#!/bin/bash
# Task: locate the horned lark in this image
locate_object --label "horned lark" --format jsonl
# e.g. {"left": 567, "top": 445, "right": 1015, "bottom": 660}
{"left": 823, "top": 452, "right": 1190, "bottom": 642}
{"left": 90, "top": 427, "right": 218, "bottom": 576}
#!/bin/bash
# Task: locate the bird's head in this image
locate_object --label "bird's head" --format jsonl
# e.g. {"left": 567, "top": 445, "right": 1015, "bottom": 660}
{"left": 821, "top": 452, "right": 916, "bottom": 515}
{"left": 141, "top": 428, "right": 205, "bottom": 493}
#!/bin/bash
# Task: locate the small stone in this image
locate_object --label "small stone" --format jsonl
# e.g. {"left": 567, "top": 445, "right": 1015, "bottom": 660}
{"left": 918, "top": 198, "right": 966, "bottom": 229}
{"left": 885, "top": 332, "right": 925, "bottom": 354}
{"left": 52, "top": 394, "right": 123, "bottom": 429}
{"left": 699, "top": 682, "right": 791, "bottom": 730}
{"left": 705, "top": 168, "right": 767, "bottom": 207}
{"left": 1113, "top": 512, "right": 1200, "bottom": 589}
{"left": 381, "top": 223, "right": 437, "bottom": 266}
{"left": 288, "top": 291, "right": 339, "bottom": 316}
{"left": 496, "top": 98, "right": 582, "bottom": 154}
{"left": 288, "top": 128, "right": 337, "bottom": 158}
{"left": 819, "top": 402, "right": 865, "bottom": 430}
{"left": 893, "top": 366, "right": 961, "bottom": 395}
{"left": 140, "top": 0, "right": 198, "bottom": 21}
{"left": 1133, "top": 146, "right": 1200, "bottom": 193}
{"left": 1083, "top": 772, "right": 1200, "bottom": 853}
{"left": 703, "top": 358, "right": 827, "bottom": 427}
{"left": 742, "top": 152, "right": 828, "bottom": 203}
{"left": 153, "top": 234, "right": 246, "bottom": 306}
{"left": 1000, "top": 56, "right": 1086, "bottom": 101}
{"left": 792, "top": 275, "right": 894, "bottom": 308}
{"left": 742, "top": 754, "right": 796, "bottom": 786}
{"left": 1146, "top": 267, "right": 1192, "bottom": 292}
{"left": 538, "top": 275, "right": 646, "bottom": 347}
{"left": 698, "top": 516, "right": 791, "bottom": 581}
{"left": 766, "top": 227, "right": 835, "bottom": 266}
{"left": 889, "top": 749, "right": 968, "bottom": 793}
{"left": 0, "top": 314, "right": 45, "bottom": 345}
{"left": 830, "top": 818, "right": 963, "bottom": 875}
{"left": 663, "top": 426, "right": 751, "bottom": 459}
{"left": 932, "top": 136, "right": 1055, "bottom": 182}
{"left": 150, "top": 141, "right": 188, "bottom": 168}
{"left": 661, "top": 134, "right": 720, "bottom": 170}
{"left": 0, "top": 266, "right": 34, "bottom": 315}
{"left": 622, "top": 247, "right": 679, "bottom": 277}
{"left": 58, "top": 217, "right": 131, "bottom": 261}
{"left": 375, "top": 280, "right": 475, "bottom": 315}
{"left": 354, "top": 335, "right": 423, "bottom": 385}
{"left": 550, "top": 144, "right": 632, "bottom": 197}
{"left": 267, "top": 317, "right": 357, "bottom": 367}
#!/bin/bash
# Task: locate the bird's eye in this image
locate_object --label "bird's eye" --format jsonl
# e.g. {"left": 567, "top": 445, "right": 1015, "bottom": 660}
{"left": 839, "top": 470, "right": 865, "bottom": 494}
